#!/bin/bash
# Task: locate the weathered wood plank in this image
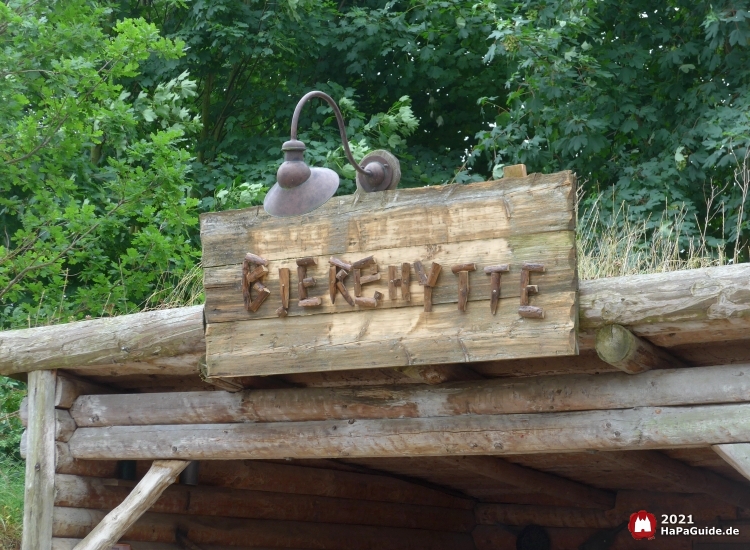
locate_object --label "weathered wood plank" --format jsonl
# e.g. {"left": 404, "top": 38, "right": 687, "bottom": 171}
{"left": 595, "top": 324, "right": 687, "bottom": 373}
{"left": 712, "top": 443, "right": 750, "bottom": 483}
{"left": 436, "top": 456, "right": 614, "bottom": 509}
{"left": 67, "top": 403, "right": 750, "bottom": 460}
{"left": 71, "top": 460, "right": 189, "bottom": 550}
{"left": 54, "top": 507, "right": 476, "bottom": 550}
{"left": 0, "top": 306, "right": 205, "bottom": 376}
{"left": 69, "top": 364, "right": 750, "bottom": 427}
{"left": 203, "top": 231, "right": 576, "bottom": 323}
{"left": 207, "top": 294, "right": 576, "bottom": 377}
{"left": 202, "top": 173, "right": 577, "bottom": 377}
{"left": 199, "top": 172, "right": 575, "bottom": 268}
{"left": 54, "top": 473, "right": 475, "bottom": 532}
{"left": 22, "top": 370, "right": 57, "bottom": 550}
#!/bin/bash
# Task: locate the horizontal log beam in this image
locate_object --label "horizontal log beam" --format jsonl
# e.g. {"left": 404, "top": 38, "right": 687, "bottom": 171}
{"left": 54, "top": 473, "right": 474, "bottom": 532}
{"left": 435, "top": 456, "right": 614, "bottom": 510}
{"left": 48, "top": 445, "right": 471, "bottom": 510}
{"left": 476, "top": 490, "right": 742, "bottom": 529}
{"left": 55, "top": 374, "right": 114, "bottom": 409}
{"left": 0, "top": 306, "right": 205, "bottom": 376}
{"left": 53, "top": 507, "right": 476, "bottom": 550}
{"left": 3, "top": 264, "right": 750, "bottom": 376}
{"left": 71, "top": 364, "right": 750, "bottom": 427}
{"left": 67, "top": 403, "right": 750, "bottom": 460}
{"left": 579, "top": 263, "right": 750, "bottom": 348}
{"left": 20, "top": 406, "right": 75, "bottom": 442}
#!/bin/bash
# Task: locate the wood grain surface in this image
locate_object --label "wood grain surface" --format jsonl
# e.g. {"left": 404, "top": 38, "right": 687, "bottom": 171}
{"left": 201, "top": 172, "right": 577, "bottom": 377}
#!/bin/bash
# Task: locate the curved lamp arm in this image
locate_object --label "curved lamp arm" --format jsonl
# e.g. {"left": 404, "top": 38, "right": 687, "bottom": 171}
{"left": 289, "top": 91, "right": 371, "bottom": 177}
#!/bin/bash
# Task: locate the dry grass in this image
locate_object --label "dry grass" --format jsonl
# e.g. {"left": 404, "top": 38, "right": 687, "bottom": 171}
{"left": 576, "top": 198, "right": 736, "bottom": 280}
{"left": 577, "top": 156, "right": 750, "bottom": 279}
{"left": 141, "top": 261, "right": 205, "bottom": 311}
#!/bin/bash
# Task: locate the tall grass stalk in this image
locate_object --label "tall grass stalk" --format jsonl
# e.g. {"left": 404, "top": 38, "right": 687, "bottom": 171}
{"left": 0, "top": 457, "right": 23, "bottom": 550}
{"left": 576, "top": 197, "right": 729, "bottom": 280}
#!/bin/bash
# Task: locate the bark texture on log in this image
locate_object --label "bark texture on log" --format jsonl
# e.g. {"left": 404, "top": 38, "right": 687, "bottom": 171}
{"left": 70, "top": 364, "right": 750, "bottom": 427}
{"left": 67, "top": 403, "right": 750, "bottom": 460}
{"left": 579, "top": 263, "right": 750, "bottom": 347}
{"left": 71, "top": 460, "right": 188, "bottom": 550}
{"left": 0, "top": 306, "right": 204, "bottom": 376}
{"left": 22, "top": 369, "right": 57, "bottom": 550}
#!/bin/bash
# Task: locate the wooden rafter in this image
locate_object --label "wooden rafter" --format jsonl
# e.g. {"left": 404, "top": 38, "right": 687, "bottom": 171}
{"left": 435, "top": 456, "right": 614, "bottom": 509}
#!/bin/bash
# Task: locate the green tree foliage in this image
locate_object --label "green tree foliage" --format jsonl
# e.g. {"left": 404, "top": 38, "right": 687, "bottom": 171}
{"left": 2, "top": 0, "right": 750, "bottom": 329}
{"left": 0, "top": 377, "right": 24, "bottom": 461}
{"left": 0, "top": 1, "right": 201, "bottom": 328}
{"left": 473, "top": 0, "right": 750, "bottom": 247}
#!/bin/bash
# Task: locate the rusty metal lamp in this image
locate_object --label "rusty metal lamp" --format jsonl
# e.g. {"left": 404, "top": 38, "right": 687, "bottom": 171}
{"left": 264, "top": 91, "right": 401, "bottom": 217}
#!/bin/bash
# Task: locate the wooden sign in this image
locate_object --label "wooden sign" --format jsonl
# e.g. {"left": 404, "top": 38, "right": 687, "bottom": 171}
{"left": 200, "top": 171, "right": 578, "bottom": 378}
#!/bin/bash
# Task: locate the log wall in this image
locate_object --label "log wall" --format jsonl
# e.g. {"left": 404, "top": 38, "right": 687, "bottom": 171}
{"left": 41, "top": 372, "right": 750, "bottom": 550}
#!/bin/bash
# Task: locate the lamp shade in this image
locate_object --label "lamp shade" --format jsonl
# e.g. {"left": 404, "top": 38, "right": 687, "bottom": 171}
{"left": 264, "top": 166, "right": 339, "bottom": 217}
{"left": 264, "top": 139, "right": 340, "bottom": 218}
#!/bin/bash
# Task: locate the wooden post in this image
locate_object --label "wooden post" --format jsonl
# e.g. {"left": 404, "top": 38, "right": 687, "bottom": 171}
{"left": 595, "top": 324, "right": 687, "bottom": 374}
{"left": 71, "top": 460, "right": 189, "bottom": 550}
{"left": 22, "top": 369, "right": 57, "bottom": 550}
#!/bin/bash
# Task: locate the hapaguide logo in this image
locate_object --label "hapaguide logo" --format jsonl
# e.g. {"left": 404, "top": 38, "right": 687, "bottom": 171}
{"left": 628, "top": 510, "right": 657, "bottom": 540}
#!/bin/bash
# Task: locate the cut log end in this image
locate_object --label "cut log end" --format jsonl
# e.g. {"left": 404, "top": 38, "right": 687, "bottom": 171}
{"left": 595, "top": 324, "right": 686, "bottom": 374}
